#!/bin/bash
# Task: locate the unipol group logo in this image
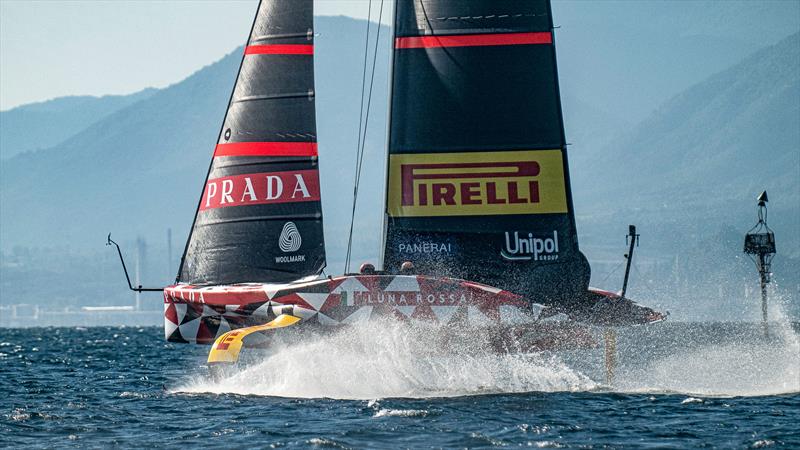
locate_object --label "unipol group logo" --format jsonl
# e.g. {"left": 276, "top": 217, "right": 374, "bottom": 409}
{"left": 275, "top": 221, "right": 306, "bottom": 264}
{"left": 387, "top": 150, "right": 568, "bottom": 217}
{"left": 278, "top": 221, "right": 302, "bottom": 252}
{"left": 501, "top": 231, "right": 560, "bottom": 261}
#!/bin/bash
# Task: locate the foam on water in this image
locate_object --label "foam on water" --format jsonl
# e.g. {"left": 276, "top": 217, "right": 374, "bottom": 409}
{"left": 373, "top": 408, "right": 430, "bottom": 418}
{"left": 176, "top": 306, "right": 800, "bottom": 400}
{"left": 612, "top": 317, "right": 800, "bottom": 397}
{"left": 176, "top": 319, "right": 595, "bottom": 399}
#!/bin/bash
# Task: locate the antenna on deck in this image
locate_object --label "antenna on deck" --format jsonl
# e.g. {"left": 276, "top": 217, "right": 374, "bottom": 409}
{"left": 743, "top": 191, "right": 776, "bottom": 336}
{"left": 620, "top": 225, "right": 640, "bottom": 299}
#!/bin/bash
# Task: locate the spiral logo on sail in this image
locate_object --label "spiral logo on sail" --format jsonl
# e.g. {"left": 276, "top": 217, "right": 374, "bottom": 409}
{"left": 279, "top": 221, "right": 302, "bottom": 253}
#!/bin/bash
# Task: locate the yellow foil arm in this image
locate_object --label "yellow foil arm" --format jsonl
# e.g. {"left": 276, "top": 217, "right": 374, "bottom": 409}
{"left": 207, "top": 314, "right": 301, "bottom": 365}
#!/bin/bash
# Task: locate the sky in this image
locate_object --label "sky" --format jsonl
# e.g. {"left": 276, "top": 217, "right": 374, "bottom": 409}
{"left": 1, "top": 0, "right": 798, "bottom": 112}
{"left": 0, "top": 0, "right": 378, "bottom": 110}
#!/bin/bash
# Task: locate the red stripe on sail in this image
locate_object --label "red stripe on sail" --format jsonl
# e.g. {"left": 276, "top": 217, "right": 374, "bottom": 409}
{"left": 200, "top": 170, "right": 321, "bottom": 211}
{"left": 245, "top": 44, "right": 314, "bottom": 55}
{"left": 395, "top": 32, "right": 552, "bottom": 49}
{"left": 214, "top": 142, "right": 318, "bottom": 158}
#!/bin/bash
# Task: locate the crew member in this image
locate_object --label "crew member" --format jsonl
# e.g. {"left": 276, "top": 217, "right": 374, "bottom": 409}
{"left": 359, "top": 263, "right": 376, "bottom": 275}
{"left": 399, "top": 261, "right": 415, "bottom": 274}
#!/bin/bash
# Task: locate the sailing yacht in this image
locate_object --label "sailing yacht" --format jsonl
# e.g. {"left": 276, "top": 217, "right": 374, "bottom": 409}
{"left": 146, "top": 0, "right": 665, "bottom": 366}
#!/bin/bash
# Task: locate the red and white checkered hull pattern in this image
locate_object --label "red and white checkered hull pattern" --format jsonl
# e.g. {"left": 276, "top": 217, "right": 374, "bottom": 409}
{"left": 163, "top": 275, "right": 545, "bottom": 344}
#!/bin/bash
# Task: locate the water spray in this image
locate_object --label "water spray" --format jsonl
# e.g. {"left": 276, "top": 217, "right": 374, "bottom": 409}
{"left": 743, "top": 191, "right": 776, "bottom": 336}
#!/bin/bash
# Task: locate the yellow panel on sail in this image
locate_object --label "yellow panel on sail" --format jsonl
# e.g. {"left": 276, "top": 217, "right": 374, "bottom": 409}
{"left": 207, "top": 314, "right": 301, "bottom": 364}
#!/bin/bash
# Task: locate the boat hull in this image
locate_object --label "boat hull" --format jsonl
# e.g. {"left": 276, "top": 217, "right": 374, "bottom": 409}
{"left": 163, "top": 274, "right": 661, "bottom": 350}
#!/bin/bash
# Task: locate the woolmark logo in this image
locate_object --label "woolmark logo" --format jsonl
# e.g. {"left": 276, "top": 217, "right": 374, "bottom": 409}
{"left": 501, "top": 230, "right": 559, "bottom": 261}
{"left": 278, "top": 222, "right": 302, "bottom": 252}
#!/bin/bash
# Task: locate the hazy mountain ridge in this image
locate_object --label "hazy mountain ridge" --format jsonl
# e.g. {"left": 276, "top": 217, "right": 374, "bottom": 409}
{"left": 0, "top": 89, "right": 156, "bottom": 160}
{"left": 0, "top": 47, "right": 241, "bottom": 252}
{"left": 614, "top": 32, "right": 799, "bottom": 192}
{"left": 566, "top": 32, "right": 799, "bottom": 319}
{"left": 551, "top": 0, "right": 800, "bottom": 123}
{"left": 0, "top": 16, "right": 392, "bottom": 259}
{"left": 577, "top": 32, "right": 799, "bottom": 255}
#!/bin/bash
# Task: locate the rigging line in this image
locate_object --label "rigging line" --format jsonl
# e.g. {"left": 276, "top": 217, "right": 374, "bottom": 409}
{"left": 345, "top": 0, "right": 385, "bottom": 273}
{"left": 353, "top": 0, "right": 385, "bottom": 267}
{"left": 344, "top": 0, "right": 372, "bottom": 274}
{"left": 599, "top": 260, "right": 626, "bottom": 285}
{"left": 355, "top": 2, "right": 385, "bottom": 206}
{"left": 633, "top": 261, "right": 642, "bottom": 277}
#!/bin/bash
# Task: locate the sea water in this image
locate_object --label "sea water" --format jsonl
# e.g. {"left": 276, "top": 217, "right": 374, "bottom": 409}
{"left": 1, "top": 320, "right": 798, "bottom": 448}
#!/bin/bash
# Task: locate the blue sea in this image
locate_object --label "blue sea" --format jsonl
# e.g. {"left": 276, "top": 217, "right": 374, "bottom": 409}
{"left": 2, "top": 322, "right": 798, "bottom": 448}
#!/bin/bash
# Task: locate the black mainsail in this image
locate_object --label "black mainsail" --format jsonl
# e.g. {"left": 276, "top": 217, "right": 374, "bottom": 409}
{"left": 383, "top": 0, "right": 591, "bottom": 305}
{"left": 178, "top": 0, "right": 325, "bottom": 285}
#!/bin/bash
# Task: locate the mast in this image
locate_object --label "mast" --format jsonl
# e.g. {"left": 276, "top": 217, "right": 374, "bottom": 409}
{"left": 178, "top": 0, "right": 325, "bottom": 286}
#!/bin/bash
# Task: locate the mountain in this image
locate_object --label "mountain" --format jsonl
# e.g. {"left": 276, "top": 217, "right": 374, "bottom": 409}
{"left": 0, "top": 16, "right": 391, "bottom": 264}
{"left": 0, "top": 49, "right": 239, "bottom": 251}
{"left": 0, "top": 89, "right": 156, "bottom": 159}
{"left": 552, "top": 0, "right": 800, "bottom": 122}
{"left": 576, "top": 32, "right": 799, "bottom": 240}
{"left": 568, "top": 33, "right": 800, "bottom": 320}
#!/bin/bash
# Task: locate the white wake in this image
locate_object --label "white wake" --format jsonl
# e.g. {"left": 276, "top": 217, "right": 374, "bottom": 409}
{"left": 174, "top": 306, "right": 800, "bottom": 399}
{"left": 175, "top": 320, "right": 595, "bottom": 399}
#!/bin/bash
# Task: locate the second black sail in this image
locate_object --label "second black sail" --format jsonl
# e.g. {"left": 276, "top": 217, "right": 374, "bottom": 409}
{"left": 383, "top": 0, "right": 591, "bottom": 305}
